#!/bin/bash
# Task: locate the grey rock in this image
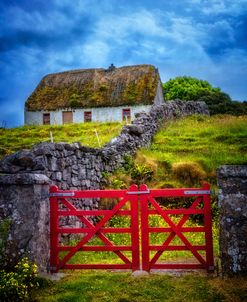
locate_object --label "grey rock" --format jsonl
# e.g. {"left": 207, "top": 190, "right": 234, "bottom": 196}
{"left": 56, "top": 172, "right": 62, "bottom": 181}
{"left": 0, "top": 173, "right": 51, "bottom": 185}
{"left": 218, "top": 165, "right": 247, "bottom": 276}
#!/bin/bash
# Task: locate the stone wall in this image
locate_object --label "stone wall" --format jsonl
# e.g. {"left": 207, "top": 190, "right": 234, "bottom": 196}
{"left": 0, "top": 174, "right": 51, "bottom": 272}
{"left": 217, "top": 165, "right": 247, "bottom": 276}
{"left": 1, "top": 100, "right": 209, "bottom": 196}
{"left": 0, "top": 100, "right": 209, "bottom": 272}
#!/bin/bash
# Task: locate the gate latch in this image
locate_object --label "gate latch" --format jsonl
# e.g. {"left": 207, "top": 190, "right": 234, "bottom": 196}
{"left": 127, "top": 189, "right": 150, "bottom": 195}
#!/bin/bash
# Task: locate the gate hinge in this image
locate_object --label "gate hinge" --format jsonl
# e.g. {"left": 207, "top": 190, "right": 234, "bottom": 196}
{"left": 127, "top": 190, "right": 150, "bottom": 195}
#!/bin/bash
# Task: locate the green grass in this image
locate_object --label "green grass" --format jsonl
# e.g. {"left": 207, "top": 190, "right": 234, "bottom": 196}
{"left": 0, "top": 122, "right": 123, "bottom": 159}
{"left": 152, "top": 115, "right": 246, "bottom": 165}
{"left": 130, "top": 114, "right": 247, "bottom": 188}
{"left": 33, "top": 270, "right": 247, "bottom": 302}
{"left": 147, "top": 115, "right": 247, "bottom": 167}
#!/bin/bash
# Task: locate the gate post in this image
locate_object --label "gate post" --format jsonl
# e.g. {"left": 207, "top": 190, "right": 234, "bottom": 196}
{"left": 50, "top": 185, "right": 59, "bottom": 273}
{"left": 0, "top": 173, "right": 51, "bottom": 272}
{"left": 140, "top": 184, "right": 150, "bottom": 272}
{"left": 129, "top": 184, "right": 140, "bottom": 271}
{"left": 217, "top": 165, "right": 247, "bottom": 276}
{"left": 203, "top": 183, "right": 214, "bottom": 272}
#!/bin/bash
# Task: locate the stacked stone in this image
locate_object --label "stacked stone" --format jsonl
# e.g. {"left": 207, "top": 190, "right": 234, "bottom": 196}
{"left": 0, "top": 100, "right": 209, "bottom": 194}
{"left": 0, "top": 100, "right": 209, "bottom": 272}
{"left": 0, "top": 173, "right": 51, "bottom": 271}
{"left": 217, "top": 165, "right": 247, "bottom": 276}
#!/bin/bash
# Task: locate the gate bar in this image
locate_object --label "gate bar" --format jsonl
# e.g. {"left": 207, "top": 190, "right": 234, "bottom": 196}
{"left": 50, "top": 185, "right": 59, "bottom": 273}
{"left": 203, "top": 183, "right": 214, "bottom": 272}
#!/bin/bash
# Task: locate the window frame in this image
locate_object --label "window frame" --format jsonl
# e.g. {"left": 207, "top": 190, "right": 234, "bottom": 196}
{"left": 43, "top": 113, "right": 50, "bottom": 125}
{"left": 84, "top": 111, "right": 92, "bottom": 122}
{"left": 122, "top": 108, "right": 131, "bottom": 121}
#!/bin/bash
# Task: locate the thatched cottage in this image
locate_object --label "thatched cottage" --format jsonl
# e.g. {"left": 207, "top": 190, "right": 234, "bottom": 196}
{"left": 24, "top": 64, "right": 164, "bottom": 125}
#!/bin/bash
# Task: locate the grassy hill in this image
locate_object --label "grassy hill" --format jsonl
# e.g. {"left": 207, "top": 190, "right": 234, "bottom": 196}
{"left": 104, "top": 114, "right": 247, "bottom": 190}
{"left": 0, "top": 121, "right": 123, "bottom": 159}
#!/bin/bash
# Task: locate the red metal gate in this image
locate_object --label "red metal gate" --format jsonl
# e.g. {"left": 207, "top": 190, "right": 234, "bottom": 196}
{"left": 50, "top": 183, "right": 214, "bottom": 273}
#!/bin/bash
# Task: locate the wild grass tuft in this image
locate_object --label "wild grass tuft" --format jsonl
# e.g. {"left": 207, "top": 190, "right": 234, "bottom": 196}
{"left": 172, "top": 161, "right": 207, "bottom": 186}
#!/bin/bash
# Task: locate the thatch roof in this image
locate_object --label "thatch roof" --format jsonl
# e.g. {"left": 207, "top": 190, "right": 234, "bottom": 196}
{"left": 25, "top": 64, "right": 160, "bottom": 111}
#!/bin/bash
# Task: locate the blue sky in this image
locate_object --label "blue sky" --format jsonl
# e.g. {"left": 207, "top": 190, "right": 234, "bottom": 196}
{"left": 0, "top": 0, "right": 247, "bottom": 127}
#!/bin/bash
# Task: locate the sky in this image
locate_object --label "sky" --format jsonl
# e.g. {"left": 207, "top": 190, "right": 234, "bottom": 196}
{"left": 0, "top": 0, "right": 247, "bottom": 128}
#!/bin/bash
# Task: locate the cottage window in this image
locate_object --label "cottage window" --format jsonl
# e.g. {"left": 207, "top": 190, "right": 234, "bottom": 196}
{"left": 122, "top": 108, "right": 131, "bottom": 121}
{"left": 43, "top": 113, "right": 50, "bottom": 125}
{"left": 84, "top": 111, "right": 92, "bottom": 122}
{"left": 62, "top": 111, "right": 73, "bottom": 124}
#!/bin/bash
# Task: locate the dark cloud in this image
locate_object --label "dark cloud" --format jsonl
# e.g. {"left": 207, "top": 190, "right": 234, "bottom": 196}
{"left": 234, "top": 15, "right": 247, "bottom": 49}
{"left": 0, "top": 23, "right": 92, "bottom": 53}
{"left": 0, "top": 0, "right": 246, "bottom": 127}
{"left": 1, "top": 0, "right": 53, "bottom": 11}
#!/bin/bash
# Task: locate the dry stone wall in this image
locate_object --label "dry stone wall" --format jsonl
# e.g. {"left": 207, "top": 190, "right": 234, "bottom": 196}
{"left": 0, "top": 100, "right": 209, "bottom": 272}
{"left": 217, "top": 165, "right": 247, "bottom": 276}
{"left": 0, "top": 100, "right": 209, "bottom": 195}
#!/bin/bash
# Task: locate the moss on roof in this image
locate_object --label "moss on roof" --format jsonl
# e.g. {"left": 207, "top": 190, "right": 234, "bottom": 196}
{"left": 25, "top": 64, "right": 160, "bottom": 111}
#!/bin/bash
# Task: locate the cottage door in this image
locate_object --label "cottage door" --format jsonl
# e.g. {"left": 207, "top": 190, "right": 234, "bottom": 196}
{"left": 62, "top": 111, "right": 73, "bottom": 124}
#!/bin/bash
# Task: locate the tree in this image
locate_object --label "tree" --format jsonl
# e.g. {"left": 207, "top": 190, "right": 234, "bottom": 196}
{"left": 163, "top": 76, "right": 220, "bottom": 101}
{"left": 163, "top": 76, "right": 247, "bottom": 115}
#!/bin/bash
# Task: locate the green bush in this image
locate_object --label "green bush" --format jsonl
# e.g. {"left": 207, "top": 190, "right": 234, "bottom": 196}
{"left": 122, "top": 155, "right": 154, "bottom": 185}
{"left": 130, "top": 163, "right": 154, "bottom": 185}
{"left": 0, "top": 257, "right": 39, "bottom": 301}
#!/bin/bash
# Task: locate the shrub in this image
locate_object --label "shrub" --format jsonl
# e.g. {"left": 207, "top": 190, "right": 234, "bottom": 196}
{"left": 130, "top": 163, "right": 154, "bottom": 185}
{"left": 123, "top": 155, "right": 154, "bottom": 185}
{"left": 0, "top": 257, "right": 39, "bottom": 301}
{"left": 172, "top": 161, "right": 206, "bottom": 185}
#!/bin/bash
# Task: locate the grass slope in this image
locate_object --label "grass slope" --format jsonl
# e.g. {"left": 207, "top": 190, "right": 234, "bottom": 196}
{"left": 0, "top": 122, "right": 123, "bottom": 159}
{"left": 133, "top": 114, "right": 247, "bottom": 188}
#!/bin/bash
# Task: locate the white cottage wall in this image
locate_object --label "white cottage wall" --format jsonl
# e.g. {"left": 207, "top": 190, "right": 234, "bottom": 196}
{"left": 154, "top": 81, "right": 165, "bottom": 105}
{"left": 25, "top": 105, "right": 152, "bottom": 125}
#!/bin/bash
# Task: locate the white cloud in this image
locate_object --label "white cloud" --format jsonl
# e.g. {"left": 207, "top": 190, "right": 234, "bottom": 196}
{"left": 198, "top": 19, "right": 235, "bottom": 45}
{"left": 82, "top": 41, "right": 110, "bottom": 67}
{"left": 77, "top": 8, "right": 216, "bottom": 73}
{"left": 95, "top": 9, "right": 166, "bottom": 42}
{"left": 187, "top": 0, "right": 247, "bottom": 16}
{"left": 3, "top": 6, "right": 73, "bottom": 33}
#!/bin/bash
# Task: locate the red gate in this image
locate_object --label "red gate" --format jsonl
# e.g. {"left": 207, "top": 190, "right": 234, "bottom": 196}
{"left": 50, "top": 183, "right": 214, "bottom": 273}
